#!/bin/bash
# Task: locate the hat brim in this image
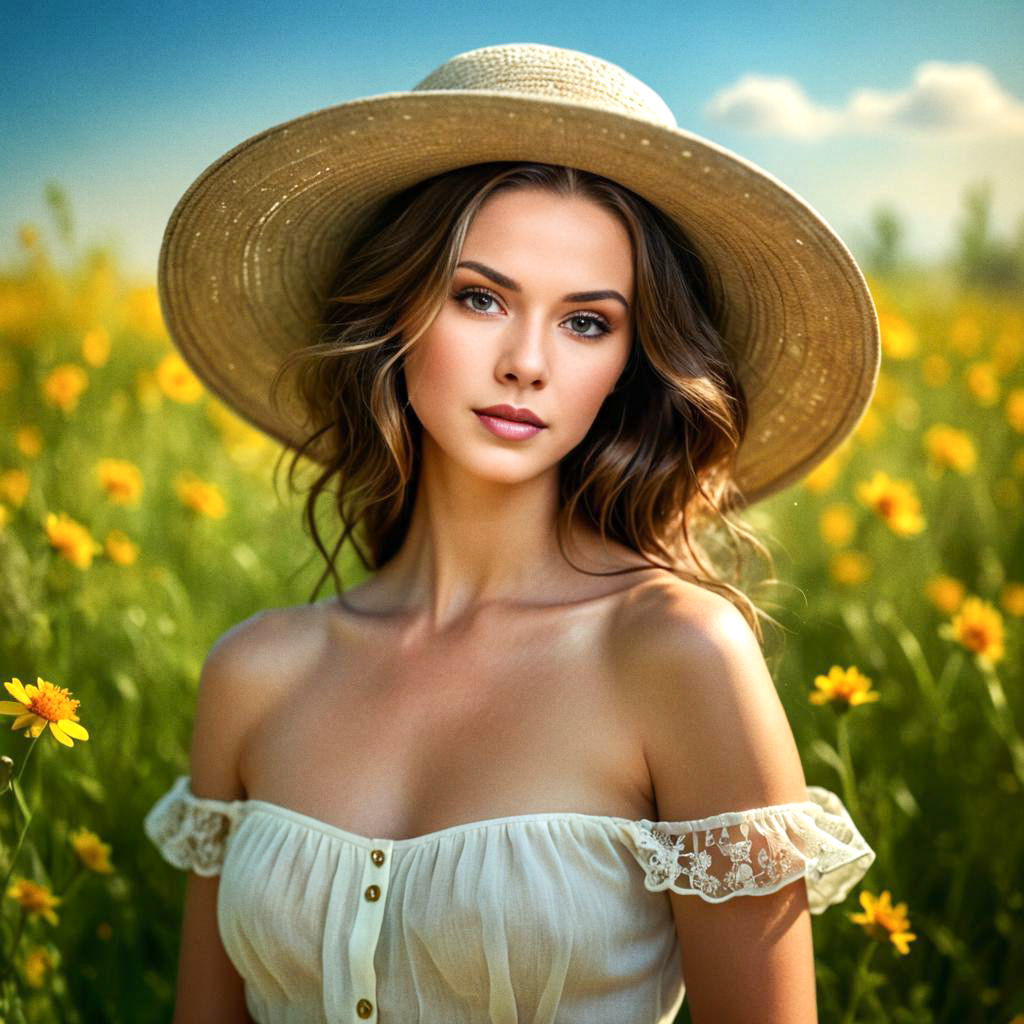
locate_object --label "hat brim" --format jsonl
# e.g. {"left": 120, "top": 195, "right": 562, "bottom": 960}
{"left": 158, "top": 88, "right": 879, "bottom": 505}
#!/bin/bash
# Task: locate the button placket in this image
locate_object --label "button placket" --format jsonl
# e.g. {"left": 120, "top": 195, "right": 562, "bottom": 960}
{"left": 346, "top": 838, "right": 393, "bottom": 1021}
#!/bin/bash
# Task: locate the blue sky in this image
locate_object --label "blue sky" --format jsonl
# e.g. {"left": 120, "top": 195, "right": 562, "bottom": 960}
{"left": 3, "top": 0, "right": 1022, "bottom": 279}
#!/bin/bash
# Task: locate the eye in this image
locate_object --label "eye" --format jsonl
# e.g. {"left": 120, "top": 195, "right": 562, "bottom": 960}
{"left": 452, "top": 286, "right": 610, "bottom": 342}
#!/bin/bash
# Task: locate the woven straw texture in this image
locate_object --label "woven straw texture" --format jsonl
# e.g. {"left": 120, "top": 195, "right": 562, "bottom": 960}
{"left": 157, "top": 42, "right": 880, "bottom": 506}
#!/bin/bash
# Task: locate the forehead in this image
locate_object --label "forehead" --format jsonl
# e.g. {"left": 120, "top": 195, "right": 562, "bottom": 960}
{"left": 460, "top": 187, "right": 634, "bottom": 294}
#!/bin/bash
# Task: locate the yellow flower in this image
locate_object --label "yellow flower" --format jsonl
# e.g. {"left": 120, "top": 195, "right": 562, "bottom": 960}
{"left": 42, "top": 363, "right": 89, "bottom": 413}
{"left": 878, "top": 312, "right": 917, "bottom": 359}
{"left": 0, "top": 468, "right": 30, "bottom": 507}
{"left": 81, "top": 325, "right": 112, "bottom": 367}
{"left": 819, "top": 503, "right": 857, "bottom": 547}
{"left": 15, "top": 425, "right": 42, "bottom": 458}
{"left": 96, "top": 458, "right": 143, "bottom": 506}
{"left": 944, "top": 595, "right": 1005, "bottom": 667}
{"left": 855, "top": 470, "right": 926, "bottom": 536}
{"left": 923, "top": 424, "right": 977, "bottom": 475}
{"left": 0, "top": 504, "right": 9, "bottom": 530}
{"left": 70, "top": 827, "right": 114, "bottom": 874}
{"left": 156, "top": 352, "right": 203, "bottom": 403}
{"left": 925, "top": 575, "right": 965, "bottom": 615}
{"left": 19, "top": 945, "right": 56, "bottom": 988}
{"left": 829, "top": 551, "right": 872, "bottom": 586}
{"left": 964, "top": 361, "right": 999, "bottom": 407}
{"left": 848, "top": 889, "right": 917, "bottom": 955}
{"left": 121, "top": 285, "right": 166, "bottom": 341}
{"left": 104, "top": 529, "right": 139, "bottom": 566}
{"left": 6, "top": 878, "right": 60, "bottom": 927}
{"left": 174, "top": 474, "right": 227, "bottom": 519}
{"left": 43, "top": 511, "right": 102, "bottom": 569}
{"left": 810, "top": 665, "right": 881, "bottom": 712}
{"left": 1007, "top": 388, "right": 1024, "bottom": 433}
{"left": 0, "top": 676, "right": 90, "bottom": 747}
{"left": 1000, "top": 583, "right": 1024, "bottom": 618}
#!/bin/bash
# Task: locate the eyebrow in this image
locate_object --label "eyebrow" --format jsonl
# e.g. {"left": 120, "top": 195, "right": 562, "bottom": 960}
{"left": 456, "top": 260, "right": 630, "bottom": 311}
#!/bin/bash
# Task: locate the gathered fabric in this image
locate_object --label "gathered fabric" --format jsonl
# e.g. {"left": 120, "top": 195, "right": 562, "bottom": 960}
{"left": 145, "top": 774, "right": 875, "bottom": 1024}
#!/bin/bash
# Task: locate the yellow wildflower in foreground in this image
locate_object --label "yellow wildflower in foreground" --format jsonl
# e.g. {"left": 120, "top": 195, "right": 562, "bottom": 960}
{"left": 856, "top": 470, "right": 926, "bottom": 536}
{"left": 156, "top": 351, "right": 203, "bottom": 403}
{"left": 15, "top": 425, "right": 42, "bottom": 458}
{"left": 943, "top": 595, "right": 1006, "bottom": 667}
{"left": 104, "top": 529, "right": 139, "bottom": 566}
{"left": 0, "top": 467, "right": 30, "bottom": 507}
{"left": 70, "top": 828, "right": 114, "bottom": 874}
{"left": 96, "top": 458, "right": 144, "bottom": 505}
{"left": 43, "top": 511, "right": 102, "bottom": 569}
{"left": 19, "top": 945, "right": 57, "bottom": 988}
{"left": 849, "top": 889, "right": 917, "bottom": 955}
{"left": 0, "top": 676, "right": 90, "bottom": 747}
{"left": 175, "top": 473, "right": 228, "bottom": 519}
{"left": 6, "top": 878, "right": 61, "bottom": 927}
{"left": 810, "top": 665, "right": 881, "bottom": 711}
{"left": 42, "top": 363, "right": 89, "bottom": 413}
{"left": 923, "top": 424, "right": 977, "bottom": 475}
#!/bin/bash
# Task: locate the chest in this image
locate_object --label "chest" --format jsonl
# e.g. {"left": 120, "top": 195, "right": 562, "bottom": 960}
{"left": 238, "top": 602, "right": 655, "bottom": 840}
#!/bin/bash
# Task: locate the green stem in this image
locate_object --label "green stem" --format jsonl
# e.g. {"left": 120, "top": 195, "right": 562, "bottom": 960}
{"left": 835, "top": 714, "right": 864, "bottom": 824}
{"left": 978, "top": 661, "right": 1024, "bottom": 788}
{"left": 0, "top": 736, "right": 42, "bottom": 902}
{"left": 873, "top": 600, "right": 939, "bottom": 709}
{"left": 840, "top": 941, "right": 878, "bottom": 1024}
{"left": 0, "top": 908, "right": 28, "bottom": 985}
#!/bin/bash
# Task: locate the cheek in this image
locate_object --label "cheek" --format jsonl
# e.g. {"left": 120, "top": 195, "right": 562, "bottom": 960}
{"left": 405, "top": 320, "right": 474, "bottom": 408}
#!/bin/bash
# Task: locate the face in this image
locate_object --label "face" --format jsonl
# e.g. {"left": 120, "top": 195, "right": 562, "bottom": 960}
{"left": 403, "top": 186, "right": 634, "bottom": 485}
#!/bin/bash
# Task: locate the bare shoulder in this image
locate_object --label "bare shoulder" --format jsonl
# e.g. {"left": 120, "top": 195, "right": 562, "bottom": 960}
{"left": 189, "top": 602, "right": 325, "bottom": 801}
{"left": 609, "top": 576, "right": 808, "bottom": 822}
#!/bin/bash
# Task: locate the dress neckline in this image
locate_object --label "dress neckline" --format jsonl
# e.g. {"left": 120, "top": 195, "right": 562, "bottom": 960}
{"left": 241, "top": 795, "right": 637, "bottom": 850}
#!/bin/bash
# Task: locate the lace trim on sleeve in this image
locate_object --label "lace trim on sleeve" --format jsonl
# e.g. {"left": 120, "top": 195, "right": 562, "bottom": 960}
{"left": 626, "top": 785, "right": 876, "bottom": 914}
{"left": 143, "top": 774, "right": 245, "bottom": 877}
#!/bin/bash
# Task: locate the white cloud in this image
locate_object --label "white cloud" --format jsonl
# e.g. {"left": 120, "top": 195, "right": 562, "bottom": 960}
{"left": 705, "top": 61, "right": 1024, "bottom": 140}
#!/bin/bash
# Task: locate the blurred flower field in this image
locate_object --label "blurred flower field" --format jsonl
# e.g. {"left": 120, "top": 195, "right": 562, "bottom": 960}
{"left": 0, "top": 201, "right": 1022, "bottom": 1023}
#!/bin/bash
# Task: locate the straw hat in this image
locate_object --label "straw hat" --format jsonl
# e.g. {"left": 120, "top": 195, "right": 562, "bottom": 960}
{"left": 157, "top": 42, "right": 879, "bottom": 506}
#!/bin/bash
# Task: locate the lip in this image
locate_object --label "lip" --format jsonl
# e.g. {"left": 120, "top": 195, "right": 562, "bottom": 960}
{"left": 474, "top": 404, "right": 547, "bottom": 428}
{"left": 474, "top": 411, "right": 545, "bottom": 441}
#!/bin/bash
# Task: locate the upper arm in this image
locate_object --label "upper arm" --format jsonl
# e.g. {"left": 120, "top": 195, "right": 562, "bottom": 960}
{"left": 173, "top": 609, "right": 280, "bottom": 1024}
{"left": 628, "top": 588, "right": 817, "bottom": 1024}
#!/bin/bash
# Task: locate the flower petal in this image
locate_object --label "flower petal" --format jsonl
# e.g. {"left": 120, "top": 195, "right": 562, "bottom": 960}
{"left": 57, "top": 719, "right": 88, "bottom": 740}
{"left": 4, "top": 679, "right": 29, "bottom": 704}
{"left": 11, "top": 713, "right": 36, "bottom": 730}
{"left": 48, "top": 721, "right": 74, "bottom": 747}
{"left": 0, "top": 701, "right": 28, "bottom": 715}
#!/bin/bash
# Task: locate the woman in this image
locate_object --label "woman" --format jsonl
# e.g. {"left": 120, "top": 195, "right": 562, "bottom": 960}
{"left": 144, "top": 43, "right": 878, "bottom": 1024}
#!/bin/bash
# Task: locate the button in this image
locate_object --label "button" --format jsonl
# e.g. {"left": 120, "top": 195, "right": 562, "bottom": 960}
{"left": 364, "top": 884, "right": 381, "bottom": 901}
{"left": 356, "top": 997, "right": 374, "bottom": 1018}
{"left": 370, "top": 848, "right": 386, "bottom": 866}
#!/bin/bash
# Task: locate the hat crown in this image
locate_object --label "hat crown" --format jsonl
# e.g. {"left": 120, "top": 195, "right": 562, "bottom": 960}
{"left": 412, "top": 43, "right": 678, "bottom": 130}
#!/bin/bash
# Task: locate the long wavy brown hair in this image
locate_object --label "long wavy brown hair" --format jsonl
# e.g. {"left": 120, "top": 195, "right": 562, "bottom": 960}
{"left": 269, "top": 161, "right": 788, "bottom": 652}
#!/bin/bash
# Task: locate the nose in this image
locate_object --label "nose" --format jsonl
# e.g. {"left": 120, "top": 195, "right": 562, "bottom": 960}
{"left": 496, "top": 313, "right": 549, "bottom": 387}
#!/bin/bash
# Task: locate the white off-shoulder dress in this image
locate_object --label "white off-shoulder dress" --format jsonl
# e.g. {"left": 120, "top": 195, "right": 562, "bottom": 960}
{"left": 144, "top": 774, "right": 875, "bottom": 1024}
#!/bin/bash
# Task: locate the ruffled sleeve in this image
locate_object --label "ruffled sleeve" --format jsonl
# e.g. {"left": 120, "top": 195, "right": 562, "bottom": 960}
{"left": 625, "top": 785, "right": 875, "bottom": 914}
{"left": 143, "top": 774, "right": 246, "bottom": 877}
